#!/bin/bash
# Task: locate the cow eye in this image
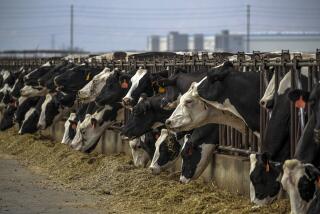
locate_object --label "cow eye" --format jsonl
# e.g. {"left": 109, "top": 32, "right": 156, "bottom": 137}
{"left": 184, "top": 99, "right": 193, "bottom": 107}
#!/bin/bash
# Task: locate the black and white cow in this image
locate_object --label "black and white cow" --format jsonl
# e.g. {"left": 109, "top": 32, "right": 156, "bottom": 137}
{"left": 280, "top": 84, "right": 320, "bottom": 213}
{"left": 77, "top": 67, "right": 113, "bottom": 103}
{"left": 149, "top": 129, "right": 186, "bottom": 174}
{"left": 18, "top": 96, "right": 46, "bottom": 134}
{"left": 122, "top": 94, "right": 173, "bottom": 139}
{"left": 0, "top": 104, "right": 17, "bottom": 131}
{"left": 54, "top": 64, "right": 100, "bottom": 93}
{"left": 37, "top": 93, "right": 72, "bottom": 130}
{"left": 61, "top": 103, "right": 90, "bottom": 145}
{"left": 250, "top": 69, "right": 309, "bottom": 205}
{"left": 122, "top": 68, "right": 168, "bottom": 107}
{"left": 180, "top": 124, "right": 219, "bottom": 183}
{"left": 0, "top": 69, "right": 20, "bottom": 108}
{"left": 95, "top": 70, "right": 132, "bottom": 106}
{"left": 129, "top": 129, "right": 159, "bottom": 168}
{"left": 70, "top": 103, "right": 123, "bottom": 152}
{"left": 166, "top": 61, "right": 260, "bottom": 135}
{"left": 69, "top": 70, "right": 131, "bottom": 152}
{"left": 10, "top": 67, "right": 29, "bottom": 100}
{"left": 37, "top": 61, "right": 73, "bottom": 91}
{"left": 21, "top": 62, "right": 53, "bottom": 97}
{"left": 15, "top": 96, "right": 40, "bottom": 128}
{"left": 282, "top": 160, "right": 320, "bottom": 214}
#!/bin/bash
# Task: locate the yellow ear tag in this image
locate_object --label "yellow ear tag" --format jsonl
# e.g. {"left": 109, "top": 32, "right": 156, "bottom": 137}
{"left": 158, "top": 86, "right": 166, "bottom": 94}
{"left": 86, "top": 73, "right": 91, "bottom": 81}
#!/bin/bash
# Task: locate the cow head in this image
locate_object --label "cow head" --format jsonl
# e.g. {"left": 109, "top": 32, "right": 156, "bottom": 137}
{"left": 0, "top": 84, "right": 12, "bottom": 108}
{"left": 20, "top": 85, "right": 48, "bottom": 97}
{"left": 23, "top": 61, "right": 52, "bottom": 85}
{"left": 122, "top": 68, "right": 151, "bottom": 107}
{"left": 10, "top": 75, "right": 25, "bottom": 99}
{"left": 18, "top": 96, "right": 45, "bottom": 135}
{"left": 122, "top": 95, "right": 172, "bottom": 138}
{"left": 180, "top": 124, "right": 218, "bottom": 183}
{"left": 149, "top": 129, "right": 182, "bottom": 174}
{"left": 129, "top": 137, "right": 151, "bottom": 168}
{"left": 165, "top": 83, "right": 219, "bottom": 132}
{"left": 249, "top": 153, "right": 283, "bottom": 205}
{"left": 54, "top": 91, "right": 76, "bottom": 108}
{"left": 37, "top": 93, "right": 61, "bottom": 130}
{"left": 95, "top": 70, "right": 131, "bottom": 106}
{"left": 15, "top": 96, "right": 40, "bottom": 128}
{"left": 77, "top": 67, "right": 112, "bottom": 103}
{"left": 70, "top": 104, "right": 121, "bottom": 152}
{"left": 122, "top": 68, "right": 167, "bottom": 107}
{"left": 289, "top": 84, "right": 320, "bottom": 143}
{"left": 281, "top": 159, "right": 320, "bottom": 214}
{"left": 54, "top": 64, "right": 98, "bottom": 93}
{"left": 61, "top": 113, "right": 77, "bottom": 145}
{"left": 0, "top": 104, "right": 17, "bottom": 131}
{"left": 18, "top": 107, "right": 39, "bottom": 134}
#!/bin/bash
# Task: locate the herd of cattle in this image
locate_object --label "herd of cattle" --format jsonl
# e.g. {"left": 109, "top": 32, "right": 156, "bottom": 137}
{"left": 0, "top": 52, "right": 319, "bottom": 214}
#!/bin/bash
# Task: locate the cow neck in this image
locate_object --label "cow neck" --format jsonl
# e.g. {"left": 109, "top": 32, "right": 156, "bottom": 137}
{"left": 295, "top": 114, "right": 320, "bottom": 168}
{"left": 190, "top": 85, "right": 249, "bottom": 135}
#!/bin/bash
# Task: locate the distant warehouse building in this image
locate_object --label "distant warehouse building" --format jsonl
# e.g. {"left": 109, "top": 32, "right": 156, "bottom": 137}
{"left": 167, "top": 31, "right": 189, "bottom": 52}
{"left": 247, "top": 32, "right": 320, "bottom": 52}
{"left": 147, "top": 31, "right": 320, "bottom": 53}
{"left": 215, "top": 30, "right": 244, "bottom": 52}
{"left": 147, "top": 35, "right": 160, "bottom": 52}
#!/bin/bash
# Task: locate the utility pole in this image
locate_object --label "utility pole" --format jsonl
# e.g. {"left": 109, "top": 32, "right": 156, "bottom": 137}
{"left": 246, "top": 4, "right": 250, "bottom": 53}
{"left": 51, "top": 34, "right": 55, "bottom": 50}
{"left": 70, "top": 4, "right": 74, "bottom": 53}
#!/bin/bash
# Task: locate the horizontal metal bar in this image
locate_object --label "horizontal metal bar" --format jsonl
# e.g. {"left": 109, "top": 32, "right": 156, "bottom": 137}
{"left": 217, "top": 145, "right": 252, "bottom": 155}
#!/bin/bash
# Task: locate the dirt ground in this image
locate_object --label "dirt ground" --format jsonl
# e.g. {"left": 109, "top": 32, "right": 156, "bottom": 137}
{"left": 0, "top": 153, "right": 103, "bottom": 214}
{"left": 0, "top": 128, "right": 290, "bottom": 214}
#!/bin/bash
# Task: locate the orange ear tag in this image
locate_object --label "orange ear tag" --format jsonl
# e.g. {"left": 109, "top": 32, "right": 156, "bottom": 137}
{"left": 71, "top": 123, "right": 77, "bottom": 129}
{"left": 295, "top": 96, "right": 306, "bottom": 109}
{"left": 121, "top": 80, "right": 128, "bottom": 89}
{"left": 317, "top": 176, "right": 320, "bottom": 188}
{"left": 266, "top": 162, "right": 270, "bottom": 173}
{"left": 158, "top": 86, "right": 166, "bottom": 94}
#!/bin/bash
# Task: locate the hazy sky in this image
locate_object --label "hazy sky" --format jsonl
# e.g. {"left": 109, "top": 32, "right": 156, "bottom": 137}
{"left": 0, "top": 0, "right": 319, "bottom": 52}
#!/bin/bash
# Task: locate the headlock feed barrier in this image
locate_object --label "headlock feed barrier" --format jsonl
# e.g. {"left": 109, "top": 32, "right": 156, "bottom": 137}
{"left": 0, "top": 49, "right": 320, "bottom": 158}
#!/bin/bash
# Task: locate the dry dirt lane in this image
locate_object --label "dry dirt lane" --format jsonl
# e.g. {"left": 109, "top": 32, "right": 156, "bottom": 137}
{"left": 0, "top": 153, "right": 102, "bottom": 214}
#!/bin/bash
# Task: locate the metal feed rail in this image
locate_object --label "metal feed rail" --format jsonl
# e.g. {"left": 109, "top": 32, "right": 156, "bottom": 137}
{"left": 1, "top": 50, "right": 319, "bottom": 157}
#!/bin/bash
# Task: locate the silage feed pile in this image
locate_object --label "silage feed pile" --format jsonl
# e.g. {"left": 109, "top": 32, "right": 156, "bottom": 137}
{"left": 0, "top": 128, "right": 290, "bottom": 214}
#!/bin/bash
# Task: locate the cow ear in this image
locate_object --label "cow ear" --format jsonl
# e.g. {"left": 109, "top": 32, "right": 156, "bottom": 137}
{"left": 174, "top": 68, "right": 187, "bottom": 74}
{"left": 305, "top": 164, "right": 320, "bottom": 181}
{"left": 207, "top": 62, "right": 232, "bottom": 83}
{"left": 288, "top": 89, "right": 309, "bottom": 102}
{"left": 223, "top": 61, "right": 234, "bottom": 69}
{"left": 158, "top": 76, "right": 177, "bottom": 87}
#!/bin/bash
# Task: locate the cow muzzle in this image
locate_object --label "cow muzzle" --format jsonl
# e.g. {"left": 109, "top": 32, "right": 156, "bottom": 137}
{"left": 179, "top": 176, "right": 190, "bottom": 184}
{"left": 37, "top": 123, "right": 46, "bottom": 130}
{"left": 149, "top": 166, "right": 161, "bottom": 175}
{"left": 122, "top": 97, "right": 133, "bottom": 107}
